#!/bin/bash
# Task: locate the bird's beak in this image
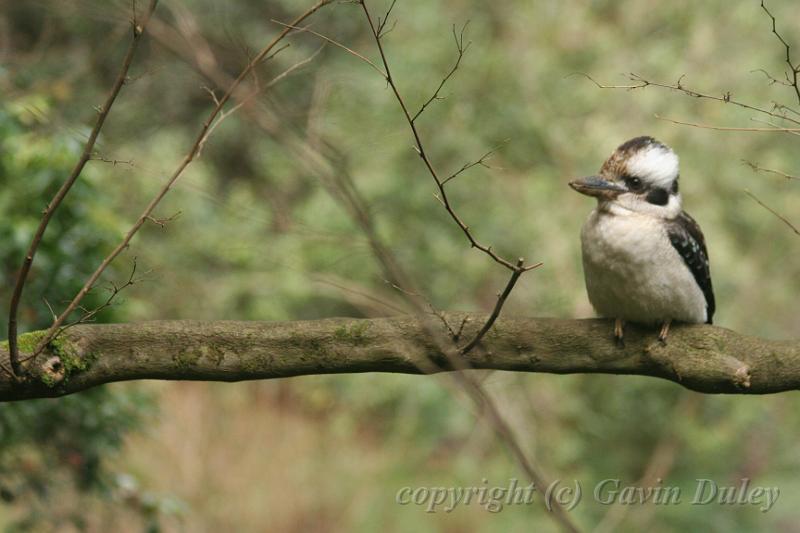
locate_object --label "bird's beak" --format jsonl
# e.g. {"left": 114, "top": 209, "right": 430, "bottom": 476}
{"left": 569, "top": 175, "right": 626, "bottom": 199}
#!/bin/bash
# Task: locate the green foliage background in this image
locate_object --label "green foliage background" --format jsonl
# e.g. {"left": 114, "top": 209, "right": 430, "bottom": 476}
{"left": 1, "top": 0, "right": 799, "bottom": 531}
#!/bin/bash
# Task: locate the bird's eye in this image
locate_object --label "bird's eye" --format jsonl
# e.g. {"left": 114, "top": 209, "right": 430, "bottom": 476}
{"left": 624, "top": 176, "right": 643, "bottom": 191}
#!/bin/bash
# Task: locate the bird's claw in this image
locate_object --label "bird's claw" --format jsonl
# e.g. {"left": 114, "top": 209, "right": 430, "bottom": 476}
{"left": 657, "top": 320, "right": 672, "bottom": 345}
{"left": 613, "top": 318, "right": 625, "bottom": 349}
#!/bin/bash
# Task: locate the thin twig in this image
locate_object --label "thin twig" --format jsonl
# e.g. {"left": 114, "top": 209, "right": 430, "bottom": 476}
{"left": 29, "top": 0, "right": 334, "bottom": 359}
{"left": 760, "top": 0, "right": 800, "bottom": 106}
{"left": 580, "top": 72, "right": 800, "bottom": 126}
{"left": 568, "top": 72, "right": 648, "bottom": 90}
{"left": 441, "top": 140, "right": 507, "bottom": 186}
{"left": 743, "top": 160, "right": 800, "bottom": 181}
{"left": 751, "top": 68, "right": 792, "bottom": 88}
{"left": 264, "top": 43, "right": 326, "bottom": 89}
{"left": 745, "top": 189, "right": 800, "bottom": 236}
{"left": 312, "top": 275, "right": 406, "bottom": 314}
{"left": 654, "top": 114, "right": 800, "bottom": 132}
{"left": 750, "top": 117, "right": 800, "bottom": 137}
{"left": 771, "top": 101, "right": 800, "bottom": 118}
{"left": 90, "top": 154, "right": 136, "bottom": 167}
{"left": 270, "top": 20, "right": 387, "bottom": 78}
{"left": 460, "top": 258, "right": 525, "bottom": 354}
{"left": 6, "top": 0, "right": 160, "bottom": 379}
{"left": 146, "top": 211, "right": 182, "bottom": 228}
{"left": 383, "top": 278, "right": 461, "bottom": 339}
{"left": 411, "top": 22, "right": 471, "bottom": 123}
{"left": 42, "top": 298, "right": 58, "bottom": 322}
{"left": 375, "top": 0, "right": 397, "bottom": 39}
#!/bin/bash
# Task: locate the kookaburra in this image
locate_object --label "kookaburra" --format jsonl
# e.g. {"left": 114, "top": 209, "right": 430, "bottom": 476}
{"left": 569, "top": 136, "right": 714, "bottom": 345}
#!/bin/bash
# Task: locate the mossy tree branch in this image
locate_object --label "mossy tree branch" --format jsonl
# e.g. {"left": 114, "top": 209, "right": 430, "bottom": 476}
{"left": 1, "top": 315, "right": 798, "bottom": 401}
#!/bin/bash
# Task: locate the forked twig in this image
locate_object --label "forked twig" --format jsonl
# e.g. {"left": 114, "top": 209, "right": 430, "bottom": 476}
{"left": 375, "top": 0, "right": 397, "bottom": 39}
{"left": 441, "top": 140, "right": 507, "bottom": 186}
{"left": 411, "top": 22, "right": 471, "bottom": 123}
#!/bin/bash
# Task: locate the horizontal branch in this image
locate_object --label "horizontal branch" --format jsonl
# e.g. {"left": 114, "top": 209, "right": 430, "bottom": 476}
{"left": 1, "top": 315, "right": 798, "bottom": 401}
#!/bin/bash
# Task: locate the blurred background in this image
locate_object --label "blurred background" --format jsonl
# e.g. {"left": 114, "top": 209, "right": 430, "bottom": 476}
{"left": 1, "top": 0, "right": 799, "bottom": 531}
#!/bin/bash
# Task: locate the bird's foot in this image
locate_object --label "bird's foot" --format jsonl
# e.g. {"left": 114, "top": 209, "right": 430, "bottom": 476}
{"left": 658, "top": 320, "right": 672, "bottom": 345}
{"left": 614, "top": 318, "right": 625, "bottom": 348}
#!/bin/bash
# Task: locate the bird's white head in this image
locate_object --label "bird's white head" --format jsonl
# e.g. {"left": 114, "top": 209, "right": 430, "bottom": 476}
{"left": 569, "top": 136, "right": 682, "bottom": 218}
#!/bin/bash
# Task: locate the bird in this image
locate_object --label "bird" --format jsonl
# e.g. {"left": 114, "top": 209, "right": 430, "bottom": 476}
{"left": 569, "top": 136, "right": 714, "bottom": 346}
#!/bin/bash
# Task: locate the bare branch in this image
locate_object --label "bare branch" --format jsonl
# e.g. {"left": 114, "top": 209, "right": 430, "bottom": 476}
{"left": 760, "top": 0, "right": 800, "bottom": 106}
{"left": 582, "top": 72, "right": 800, "bottom": 126}
{"left": 26, "top": 0, "right": 334, "bottom": 362}
{"left": 6, "top": 0, "right": 160, "bottom": 379}
{"left": 288, "top": 5, "right": 530, "bottom": 271}
{"left": 361, "top": 3, "right": 530, "bottom": 272}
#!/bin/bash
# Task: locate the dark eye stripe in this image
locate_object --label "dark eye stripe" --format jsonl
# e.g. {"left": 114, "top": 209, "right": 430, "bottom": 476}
{"left": 646, "top": 188, "right": 669, "bottom": 206}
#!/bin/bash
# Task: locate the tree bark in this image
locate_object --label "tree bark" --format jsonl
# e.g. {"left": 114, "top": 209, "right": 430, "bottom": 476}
{"left": 1, "top": 315, "right": 798, "bottom": 401}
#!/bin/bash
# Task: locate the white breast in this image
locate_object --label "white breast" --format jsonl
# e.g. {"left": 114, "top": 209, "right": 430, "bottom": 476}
{"left": 580, "top": 208, "right": 707, "bottom": 324}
